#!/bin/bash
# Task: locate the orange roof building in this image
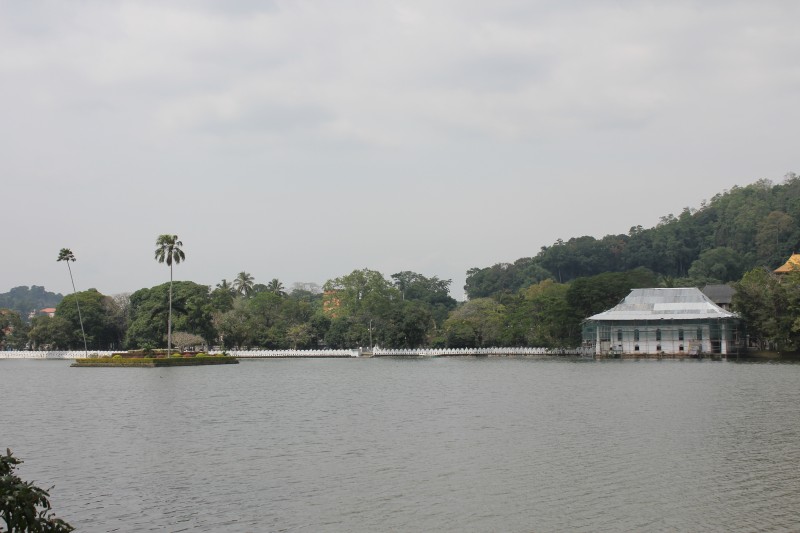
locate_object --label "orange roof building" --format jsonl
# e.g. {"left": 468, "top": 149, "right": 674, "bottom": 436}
{"left": 322, "top": 290, "right": 341, "bottom": 318}
{"left": 774, "top": 254, "right": 800, "bottom": 274}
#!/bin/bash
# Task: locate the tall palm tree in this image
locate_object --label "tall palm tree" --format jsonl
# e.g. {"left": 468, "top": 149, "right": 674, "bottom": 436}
{"left": 154, "top": 234, "right": 185, "bottom": 356}
{"left": 56, "top": 248, "right": 88, "bottom": 356}
{"left": 233, "top": 271, "right": 255, "bottom": 298}
{"left": 267, "top": 278, "right": 286, "bottom": 296}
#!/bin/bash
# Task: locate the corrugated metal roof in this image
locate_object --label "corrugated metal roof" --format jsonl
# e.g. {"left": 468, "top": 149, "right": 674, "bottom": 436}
{"left": 701, "top": 284, "right": 735, "bottom": 304}
{"left": 587, "top": 287, "right": 737, "bottom": 321}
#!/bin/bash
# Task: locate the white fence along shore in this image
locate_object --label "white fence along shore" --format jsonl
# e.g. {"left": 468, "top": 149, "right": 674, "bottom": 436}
{"left": 209, "top": 349, "right": 360, "bottom": 358}
{"left": 372, "top": 347, "right": 587, "bottom": 356}
{"left": 0, "top": 351, "right": 118, "bottom": 359}
{"left": 0, "top": 349, "right": 360, "bottom": 359}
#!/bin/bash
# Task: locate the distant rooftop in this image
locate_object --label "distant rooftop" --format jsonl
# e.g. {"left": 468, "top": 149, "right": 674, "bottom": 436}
{"left": 701, "top": 284, "right": 735, "bottom": 305}
{"left": 587, "top": 287, "right": 737, "bottom": 321}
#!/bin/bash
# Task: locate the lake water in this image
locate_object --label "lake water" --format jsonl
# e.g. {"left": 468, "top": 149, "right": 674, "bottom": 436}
{"left": 2, "top": 357, "right": 800, "bottom": 532}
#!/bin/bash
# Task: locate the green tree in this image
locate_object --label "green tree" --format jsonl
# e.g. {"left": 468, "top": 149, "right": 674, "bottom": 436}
{"left": 286, "top": 323, "right": 312, "bottom": 349}
{"left": 443, "top": 298, "right": 507, "bottom": 347}
{"left": 503, "top": 280, "right": 577, "bottom": 347}
{"left": 0, "top": 310, "right": 29, "bottom": 350}
{"left": 391, "top": 271, "right": 456, "bottom": 306}
{"left": 323, "top": 269, "right": 401, "bottom": 347}
{"left": 55, "top": 290, "right": 124, "bottom": 350}
{"left": 391, "top": 271, "right": 457, "bottom": 329}
{"left": 126, "top": 282, "right": 214, "bottom": 349}
{"left": 210, "top": 280, "right": 235, "bottom": 313}
{"left": 0, "top": 449, "right": 74, "bottom": 532}
{"left": 214, "top": 302, "right": 250, "bottom": 349}
{"left": 465, "top": 258, "right": 552, "bottom": 298}
{"left": 733, "top": 267, "right": 793, "bottom": 350}
{"left": 28, "top": 315, "right": 72, "bottom": 350}
{"left": 687, "top": 247, "right": 746, "bottom": 284}
{"left": 233, "top": 272, "right": 255, "bottom": 298}
{"left": 756, "top": 210, "right": 795, "bottom": 264}
{"left": 56, "top": 248, "right": 88, "bottom": 355}
{"left": 154, "top": 234, "right": 185, "bottom": 355}
{"left": 385, "top": 300, "right": 434, "bottom": 348}
{"left": 266, "top": 278, "right": 286, "bottom": 296}
{"left": 566, "top": 268, "right": 659, "bottom": 321}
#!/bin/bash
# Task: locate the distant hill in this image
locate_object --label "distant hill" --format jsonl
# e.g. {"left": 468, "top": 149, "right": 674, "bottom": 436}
{"left": 0, "top": 286, "right": 64, "bottom": 322}
{"left": 465, "top": 174, "right": 800, "bottom": 298}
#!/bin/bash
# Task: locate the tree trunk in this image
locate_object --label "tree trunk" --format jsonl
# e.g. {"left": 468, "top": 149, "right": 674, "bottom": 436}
{"left": 67, "top": 262, "right": 88, "bottom": 356}
{"left": 168, "top": 264, "right": 173, "bottom": 356}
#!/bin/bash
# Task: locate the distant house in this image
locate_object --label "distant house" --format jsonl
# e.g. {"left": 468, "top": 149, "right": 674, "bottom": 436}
{"left": 40, "top": 308, "right": 56, "bottom": 317}
{"left": 701, "top": 284, "right": 735, "bottom": 311}
{"left": 582, "top": 288, "right": 741, "bottom": 356}
{"left": 774, "top": 253, "right": 800, "bottom": 275}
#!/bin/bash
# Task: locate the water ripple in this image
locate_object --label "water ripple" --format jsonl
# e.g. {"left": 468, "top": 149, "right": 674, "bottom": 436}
{"left": 2, "top": 358, "right": 800, "bottom": 532}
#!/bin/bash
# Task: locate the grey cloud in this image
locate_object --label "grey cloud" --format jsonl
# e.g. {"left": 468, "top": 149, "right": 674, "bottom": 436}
{"left": 2, "top": 1, "right": 799, "bottom": 299}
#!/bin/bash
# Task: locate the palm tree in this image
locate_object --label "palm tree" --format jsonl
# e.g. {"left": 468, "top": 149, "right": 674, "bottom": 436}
{"left": 216, "top": 279, "right": 235, "bottom": 296}
{"left": 267, "top": 278, "right": 286, "bottom": 296}
{"left": 56, "top": 248, "right": 88, "bottom": 356}
{"left": 233, "top": 271, "right": 255, "bottom": 298}
{"left": 154, "top": 234, "right": 185, "bottom": 356}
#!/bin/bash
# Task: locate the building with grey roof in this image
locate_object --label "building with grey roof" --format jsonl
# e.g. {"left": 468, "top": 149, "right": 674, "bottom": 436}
{"left": 701, "top": 284, "right": 735, "bottom": 311}
{"left": 582, "top": 288, "right": 741, "bottom": 356}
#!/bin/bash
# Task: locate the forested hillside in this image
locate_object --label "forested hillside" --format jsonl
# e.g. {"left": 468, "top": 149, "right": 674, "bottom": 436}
{"left": 0, "top": 286, "right": 63, "bottom": 322}
{"left": 465, "top": 174, "right": 800, "bottom": 298}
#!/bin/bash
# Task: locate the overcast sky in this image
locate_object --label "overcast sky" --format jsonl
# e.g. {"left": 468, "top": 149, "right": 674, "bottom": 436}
{"left": 2, "top": 1, "right": 799, "bottom": 299}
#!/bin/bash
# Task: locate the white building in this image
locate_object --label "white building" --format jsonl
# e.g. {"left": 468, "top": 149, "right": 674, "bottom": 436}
{"left": 582, "top": 288, "right": 741, "bottom": 356}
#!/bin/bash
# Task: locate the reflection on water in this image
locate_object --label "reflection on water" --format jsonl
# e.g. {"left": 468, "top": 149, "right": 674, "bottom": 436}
{"left": 2, "top": 358, "right": 800, "bottom": 532}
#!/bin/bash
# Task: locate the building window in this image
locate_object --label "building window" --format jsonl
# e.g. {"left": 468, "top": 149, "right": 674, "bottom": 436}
{"left": 657, "top": 344, "right": 662, "bottom": 351}
{"left": 634, "top": 329, "right": 640, "bottom": 342}
{"left": 656, "top": 328, "right": 662, "bottom": 341}
{"left": 679, "top": 345, "right": 684, "bottom": 351}
{"left": 634, "top": 345, "right": 640, "bottom": 351}
{"left": 697, "top": 327, "right": 703, "bottom": 340}
{"left": 617, "top": 329, "right": 623, "bottom": 341}
{"left": 679, "top": 329, "right": 684, "bottom": 341}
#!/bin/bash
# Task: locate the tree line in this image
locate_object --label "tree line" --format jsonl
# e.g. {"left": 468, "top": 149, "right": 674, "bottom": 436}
{"left": 3, "top": 174, "right": 800, "bottom": 352}
{"left": 0, "top": 267, "right": 676, "bottom": 351}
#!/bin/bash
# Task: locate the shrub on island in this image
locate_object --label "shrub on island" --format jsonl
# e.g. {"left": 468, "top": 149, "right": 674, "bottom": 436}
{"left": 72, "top": 352, "right": 237, "bottom": 367}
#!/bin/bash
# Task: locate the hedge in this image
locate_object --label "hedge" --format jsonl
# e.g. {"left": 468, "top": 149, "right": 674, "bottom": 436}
{"left": 72, "top": 356, "right": 238, "bottom": 367}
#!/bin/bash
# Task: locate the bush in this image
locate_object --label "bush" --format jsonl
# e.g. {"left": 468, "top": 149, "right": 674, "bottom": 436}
{"left": 72, "top": 356, "right": 239, "bottom": 367}
{"left": 0, "top": 449, "right": 74, "bottom": 532}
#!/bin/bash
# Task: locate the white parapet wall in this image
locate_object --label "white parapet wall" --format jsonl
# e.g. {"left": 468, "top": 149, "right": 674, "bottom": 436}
{"left": 208, "top": 349, "right": 361, "bottom": 358}
{"left": 0, "top": 349, "right": 361, "bottom": 359}
{"left": 0, "top": 351, "right": 118, "bottom": 359}
{"left": 372, "top": 347, "right": 587, "bottom": 356}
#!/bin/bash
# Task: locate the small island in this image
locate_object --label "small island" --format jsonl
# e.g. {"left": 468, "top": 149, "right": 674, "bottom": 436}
{"left": 72, "top": 350, "right": 239, "bottom": 367}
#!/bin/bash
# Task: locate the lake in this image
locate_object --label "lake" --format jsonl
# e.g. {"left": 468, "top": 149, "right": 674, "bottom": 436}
{"left": 2, "top": 357, "right": 800, "bottom": 532}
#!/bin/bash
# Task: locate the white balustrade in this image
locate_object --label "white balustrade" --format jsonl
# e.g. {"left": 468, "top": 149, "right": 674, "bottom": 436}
{"left": 0, "top": 350, "right": 118, "bottom": 359}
